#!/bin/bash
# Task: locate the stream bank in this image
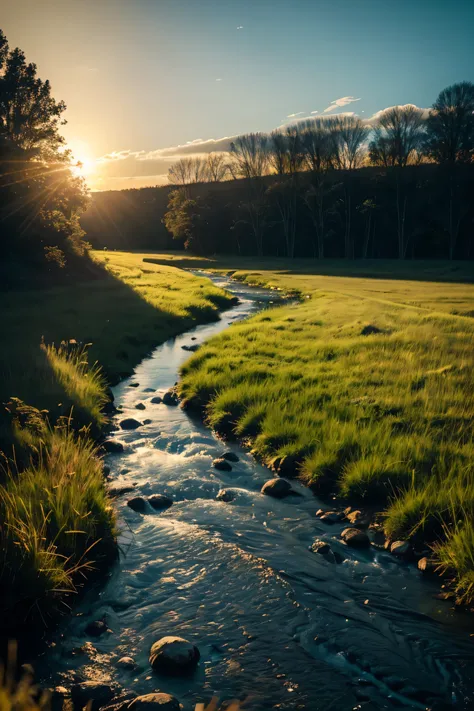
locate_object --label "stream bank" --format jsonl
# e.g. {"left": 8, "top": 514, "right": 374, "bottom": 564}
{"left": 37, "top": 275, "right": 474, "bottom": 711}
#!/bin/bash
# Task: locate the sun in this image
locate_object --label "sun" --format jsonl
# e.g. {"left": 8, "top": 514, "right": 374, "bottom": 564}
{"left": 69, "top": 140, "right": 97, "bottom": 178}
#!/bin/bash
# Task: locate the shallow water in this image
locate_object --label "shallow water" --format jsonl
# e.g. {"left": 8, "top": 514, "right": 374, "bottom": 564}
{"left": 40, "top": 275, "right": 474, "bottom": 711}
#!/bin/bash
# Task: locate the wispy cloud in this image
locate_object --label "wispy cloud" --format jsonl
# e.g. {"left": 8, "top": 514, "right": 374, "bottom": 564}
{"left": 237, "top": 25, "right": 243, "bottom": 30}
{"left": 310, "top": 110, "right": 318, "bottom": 115}
{"left": 323, "top": 96, "right": 361, "bottom": 113}
{"left": 215, "top": 78, "right": 223, "bottom": 82}
{"left": 287, "top": 111, "right": 304, "bottom": 118}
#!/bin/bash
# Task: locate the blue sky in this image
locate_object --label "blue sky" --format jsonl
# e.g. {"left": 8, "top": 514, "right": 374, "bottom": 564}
{"left": 3, "top": 0, "right": 473, "bottom": 189}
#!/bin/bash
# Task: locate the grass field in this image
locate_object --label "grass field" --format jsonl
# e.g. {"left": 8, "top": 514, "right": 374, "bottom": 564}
{"left": 173, "top": 255, "right": 474, "bottom": 602}
{"left": 0, "top": 253, "right": 234, "bottom": 637}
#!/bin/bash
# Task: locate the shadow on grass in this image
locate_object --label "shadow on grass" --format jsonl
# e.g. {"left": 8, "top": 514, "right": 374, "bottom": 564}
{"left": 0, "top": 263, "right": 227, "bottom": 456}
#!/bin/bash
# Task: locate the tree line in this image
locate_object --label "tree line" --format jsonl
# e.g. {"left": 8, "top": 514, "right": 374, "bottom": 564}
{"left": 164, "top": 83, "right": 474, "bottom": 260}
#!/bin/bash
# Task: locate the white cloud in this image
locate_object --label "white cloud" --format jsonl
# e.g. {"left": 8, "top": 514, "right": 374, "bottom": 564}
{"left": 287, "top": 111, "right": 304, "bottom": 118}
{"left": 310, "top": 110, "right": 318, "bottom": 115}
{"left": 216, "top": 78, "right": 222, "bottom": 82}
{"left": 323, "top": 96, "right": 361, "bottom": 113}
{"left": 366, "top": 103, "right": 430, "bottom": 125}
{"left": 237, "top": 25, "right": 243, "bottom": 29}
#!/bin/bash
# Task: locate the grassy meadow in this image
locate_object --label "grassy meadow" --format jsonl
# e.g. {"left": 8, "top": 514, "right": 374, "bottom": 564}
{"left": 0, "top": 253, "right": 234, "bottom": 636}
{"left": 175, "top": 256, "right": 474, "bottom": 602}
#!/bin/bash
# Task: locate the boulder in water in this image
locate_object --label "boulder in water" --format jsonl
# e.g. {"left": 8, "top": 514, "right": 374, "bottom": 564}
{"left": 71, "top": 682, "right": 115, "bottom": 711}
{"left": 346, "top": 509, "right": 372, "bottom": 527}
{"left": 162, "top": 389, "right": 179, "bottom": 406}
{"left": 84, "top": 619, "right": 108, "bottom": 637}
{"left": 127, "top": 497, "right": 148, "bottom": 513}
{"left": 261, "top": 478, "right": 292, "bottom": 499}
{"left": 221, "top": 451, "right": 239, "bottom": 462}
{"left": 418, "top": 557, "right": 438, "bottom": 574}
{"left": 318, "top": 510, "right": 344, "bottom": 524}
{"left": 148, "top": 494, "right": 173, "bottom": 510}
{"left": 102, "top": 439, "right": 124, "bottom": 454}
{"left": 135, "top": 402, "right": 146, "bottom": 410}
{"left": 149, "top": 636, "right": 200, "bottom": 675}
{"left": 390, "top": 540, "right": 413, "bottom": 559}
{"left": 117, "top": 656, "right": 137, "bottom": 670}
{"left": 128, "top": 694, "right": 180, "bottom": 711}
{"left": 213, "top": 457, "right": 232, "bottom": 471}
{"left": 150, "top": 396, "right": 162, "bottom": 404}
{"left": 341, "top": 528, "right": 370, "bottom": 547}
{"left": 216, "top": 488, "right": 235, "bottom": 502}
{"left": 129, "top": 383, "right": 140, "bottom": 388}
{"left": 120, "top": 418, "right": 142, "bottom": 430}
{"left": 311, "top": 539, "right": 331, "bottom": 556}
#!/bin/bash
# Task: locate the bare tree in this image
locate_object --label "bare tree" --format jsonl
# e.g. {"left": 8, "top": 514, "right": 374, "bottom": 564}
{"left": 230, "top": 133, "right": 270, "bottom": 255}
{"left": 206, "top": 152, "right": 229, "bottom": 182}
{"left": 168, "top": 158, "right": 194, "bottom": 188}
{"left": 267, "top": 127, "right": 304, "bottom": 257}
{"left": 189, "top": 157, "right": 209, "bottom": 183}
{"left": 369, "top": 105, "right": 426, "bottom": 168}
{"left": 230, "top": 133, "right": 270, "bottom": 179}
{"left": 330, "top": 116, "right": 368, "bottom": 170}
{"left": 328, "top": 116, "right": 369, "bottom": 258}
{"left": 426, "top": 82, "right": 474, "bottom": 258}
{"left": 299, "top": 119, "right": 336, "bottom": 258}
{"left": 369, "top": 105, "right": 426, "bottom": 258}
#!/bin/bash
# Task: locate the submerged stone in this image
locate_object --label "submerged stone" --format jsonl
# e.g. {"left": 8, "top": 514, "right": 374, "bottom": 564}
{"left": 148, "top": 494, "right": 173, "bottom": 510}
{"left": 127, "top": 497, "right": 148, "bottom": 513}
{"left": 162, "top": 389, "right": 179, "bottom": 406}
{"left": 213, "top": 457, "right": 232, "bottom": 471}
{"left": 149, "top": 636, "right": 200, "bottom": 675}
{"left": 84, "top": 619, "right": 107, "bottom": 637}
{"left": 261, "top": 478, "right": 292, "bottom": 499}
{"left": 150, "top": 396, "right": 162, "bottom": 404}
{"left": 221, "top": 451, "right": 239, "bottom": 462}
{"left": 341, "top": 528, "right": 370, "bottom": 547}
{"left": 102, "top": 439, "right": 124, "bottom": 454}
{"left": 390, "top": 540, "right": 413, "bottom": 559}
{"left": 216, "top": 488, "right": 235, "bottom": 502}
{"left": 117, "top": 656, "right": 137, "bottom": 670}
{"left": 71, "top": 682, "right": 115, "bottom": 711}
{"left": 120, "top": 418, "right": 142, "bottom": 430}
{"left": 135, "top": 402, "right": 146, "bottom": 410}
{"left": 418, "top": 557, "right": 438, "bottom": 574}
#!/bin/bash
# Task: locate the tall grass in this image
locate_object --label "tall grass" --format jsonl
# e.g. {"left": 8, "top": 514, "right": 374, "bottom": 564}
{"left": 41, "top": 341, "right": 109, "bottom": 427}
{"left": 0, "top": 419, "right": 116, "bottom": 633}
{"left": 180, "top": 272, "right": 474, "bottom": 601}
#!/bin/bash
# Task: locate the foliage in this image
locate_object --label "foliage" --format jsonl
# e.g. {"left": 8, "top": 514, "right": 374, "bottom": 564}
{"left": 0, "top": 28, "right": 90, "bottom": 283}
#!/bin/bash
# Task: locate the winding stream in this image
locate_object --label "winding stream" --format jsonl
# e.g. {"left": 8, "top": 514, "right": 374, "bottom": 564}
{"left": 41, "top": 275, "right": 474, "bottom": 711}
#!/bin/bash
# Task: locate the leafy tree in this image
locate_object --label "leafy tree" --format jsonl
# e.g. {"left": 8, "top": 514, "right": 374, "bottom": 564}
{"left": 0, "top": 29, "right": 89, "bottom": 280}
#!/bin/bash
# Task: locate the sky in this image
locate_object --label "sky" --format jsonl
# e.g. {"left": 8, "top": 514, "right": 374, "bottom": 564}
{"left": 2, "top": 0, "right": 474, "bottom": 191}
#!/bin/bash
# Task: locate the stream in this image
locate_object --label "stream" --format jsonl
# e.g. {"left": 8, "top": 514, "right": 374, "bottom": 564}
{"left": 40, "top": 274, "right": 474, "bottom": 711}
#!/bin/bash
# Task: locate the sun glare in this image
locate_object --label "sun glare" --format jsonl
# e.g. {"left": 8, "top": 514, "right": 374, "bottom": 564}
{"left": 69, "top": 141, "right": 97, "bottom": 178}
